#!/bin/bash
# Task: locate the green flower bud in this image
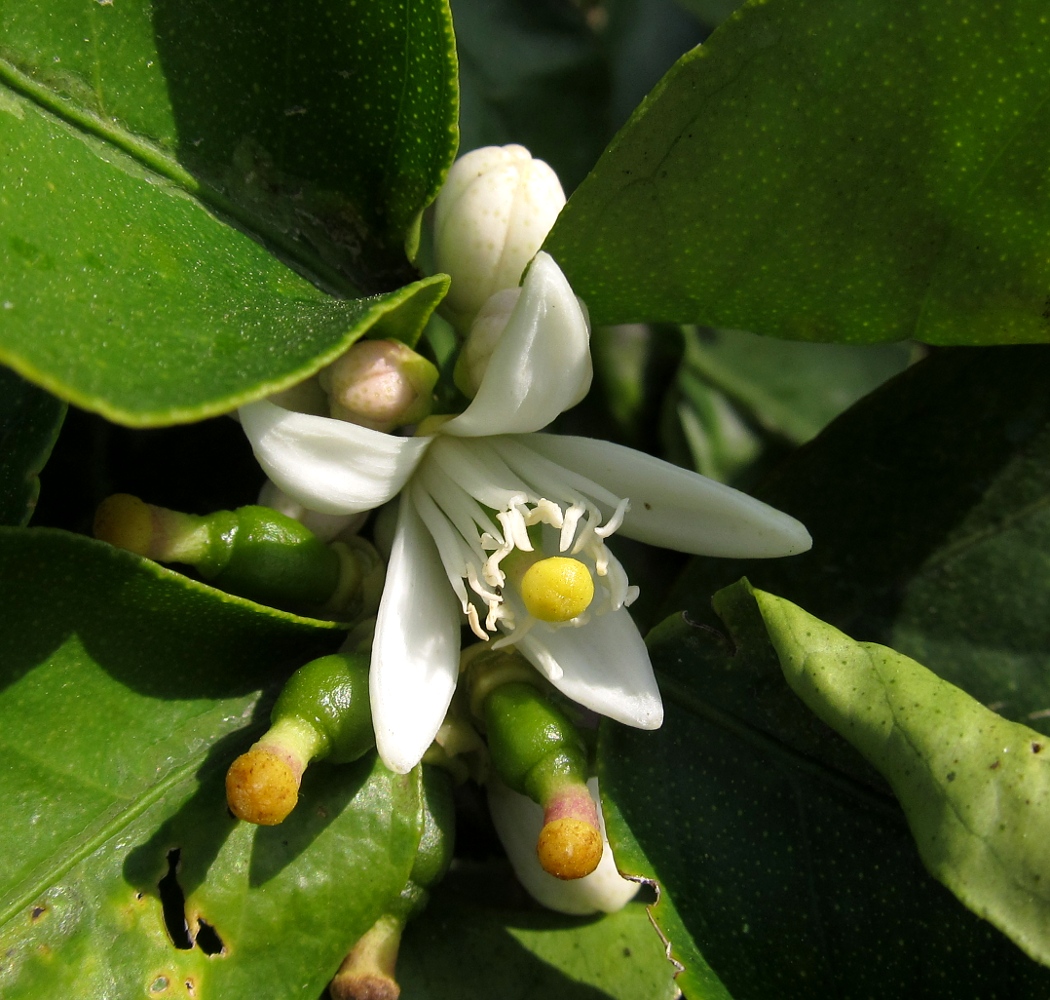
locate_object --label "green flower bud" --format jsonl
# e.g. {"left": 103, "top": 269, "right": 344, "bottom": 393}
{"left": 433, "top": 144, "right": 565, "bottom": 332}
{"left": 481, "top": 679, "right": 602, "bottom": 880}
{"left": 258, "top": 478, "right": 367, "bottom": 542}
{"left": 483, "top": 681, "right": 588, "bottom": 808}
{"left": 225, "top": 653, "right": 374, "bottom": 826}
{"left": 271, "top": 652, "right": 375, "bottom": 764}
{"left": 93, "top": 495, "right": 372, "bottom": 615}
{"left": 318, "top": 339, "right": 438, "bottom": 432}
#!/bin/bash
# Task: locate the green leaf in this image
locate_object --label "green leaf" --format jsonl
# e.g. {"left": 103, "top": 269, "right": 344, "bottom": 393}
{"left": 671, "top": 0, "right": 744, "bottom": 27}
{"left": 0, "top": 85, "right": 448, "bottom": 426}
{"left": 547, "top": 0, "right": 1050, "bottom": 345}
{"left": 666, "top": 345, "right": 1050, "bottom": 736}
{"left": 0, "top": 528, "right": 421, "bottom": 997}
{"left": 0, "top": 365, "right": 65, "bottom": 525}
{"left": 599, "top": 598, "right": 1050, "bottom": 997}
{"left": 0, "top": 0, "right": 458, "bottom": 425}
{"left": 1, "top": 0, "right": 458, "bottom": 271}
{"left": 597, "top": 784, "right": 732, "bottom": 1000}
{"left": 399, "top": 888, "right": 678, "bottom": 1000}
{"left": 753, "top": 583, "right": 1050, "bottom": 968}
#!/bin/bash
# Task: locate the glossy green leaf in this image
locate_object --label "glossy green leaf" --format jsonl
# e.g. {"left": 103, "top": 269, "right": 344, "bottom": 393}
{"left": 0, "top": 528, "right": 422, "bottom": 997}
{"left": 0, "top": 0, "right": 458, "bottom": 425}
{"left": 0, "top": 84, "right": 449, "bottom": 426}
{"left": 0, "top": 365, "right": 65, "bottom": 525}
{"left": 666, "top": 345, "right": 1050, "bottom": 737}
{"left": 671, "top": 0, "right": 744, "bottom": 27}
{"left": 597, "top": 786, "right": 732, "bottom": 1000}
{"left": 1, "top": 0, "right": 458, "bottom": 273}
{"left": 599, "top": 597, "right": 1050, "bottom": 998}
{"left": 547, "top": 0, "right": 1050, "bottom": 345}
{"left": 399, "top": 888, "right": 678, "bottom": 1000}
{"left": 753, "top": 583, "right": 1050, "bottom": 967}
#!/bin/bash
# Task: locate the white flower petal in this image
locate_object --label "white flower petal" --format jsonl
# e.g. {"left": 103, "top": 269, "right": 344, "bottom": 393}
{"left": 525, "top": 434, "right": 813, "bottom": 558}
{"left": 487, "top": 777, "right": 638, "bottom": 916}
{"left": 370, "top": 497, "right": 462, "bottom": 774}
{"left": 443, "top": 253, "right": 592, "bottom": 438}
{"left": 239, "top": 400, "right": 432, "bottom": 515}
{"left": 516, "top": 607, "right": 663, "bottom": 730}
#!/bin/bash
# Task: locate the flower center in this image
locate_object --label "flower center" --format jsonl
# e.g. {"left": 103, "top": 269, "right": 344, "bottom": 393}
{"left": 518, "top": 556, "right": 594, "bottom": 623}
{"left": 408, "top": 435, "right": 638, "bottom": 642}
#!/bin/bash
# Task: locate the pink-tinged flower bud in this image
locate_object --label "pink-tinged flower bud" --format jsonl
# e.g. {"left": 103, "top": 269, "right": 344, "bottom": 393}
{"left": 434, "top": 144, "right": 565, "bottom": 332}
{"left": 319, "top": 339, "right": 439, "bottom": 433}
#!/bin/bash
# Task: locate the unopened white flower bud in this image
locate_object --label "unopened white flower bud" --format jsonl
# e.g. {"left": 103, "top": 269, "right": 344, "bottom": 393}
{"left": 487, "top": 777, "right": 638, "bottom": 916}
{"left": 453, "top": 287, "right": 522, "bottom": 397}
{"left": 318, "top": 339, "right": 438, "bottom": 433}
{"left": 434, "top": 144, "right": 566, "bottom": 332}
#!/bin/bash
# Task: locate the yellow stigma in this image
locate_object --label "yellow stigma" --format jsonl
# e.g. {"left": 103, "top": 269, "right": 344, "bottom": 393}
{"left": 226, "top": 747, "right": 300, "bottom": 826}
{"left": 537, "top": 818, "right": 603, "bottom": 879}
{"left": 519, "top": 557, "right": 594, "bottom": 623}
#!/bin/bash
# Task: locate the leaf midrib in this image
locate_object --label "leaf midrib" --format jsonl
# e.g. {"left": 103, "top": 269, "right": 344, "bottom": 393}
{"left": 0, "top": 56, "right": 359, "bottom": 301}
{"left": 0, "top": 712, "right": 250, "bottom": 927}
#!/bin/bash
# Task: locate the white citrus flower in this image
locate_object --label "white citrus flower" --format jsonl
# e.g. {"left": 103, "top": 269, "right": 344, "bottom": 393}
{"left": 239, "top": 253, "right": 810, "bottom": 775}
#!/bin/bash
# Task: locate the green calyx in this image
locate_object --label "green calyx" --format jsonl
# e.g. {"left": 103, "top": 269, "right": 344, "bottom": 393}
{"left": 272, "top": 652, "right": 375, "bottom": 764}
{"left": 483, "top": 681, "right": 589, "bottom": 807}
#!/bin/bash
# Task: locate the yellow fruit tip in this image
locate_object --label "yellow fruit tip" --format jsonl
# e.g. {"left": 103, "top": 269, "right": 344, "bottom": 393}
{"left": 537, "top": 817, "right": 602, "bottom": 880}
{"left": 93, "top": 493, "right": 153, "bottom": 556}
{"left": 225, "top": 748, "right": 299, "bottom": 826}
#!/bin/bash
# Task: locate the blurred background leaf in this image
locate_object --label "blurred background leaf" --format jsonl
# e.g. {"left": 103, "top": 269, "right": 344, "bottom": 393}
{"left": 667, "top": 345, "right": 1050, "bottom": 734}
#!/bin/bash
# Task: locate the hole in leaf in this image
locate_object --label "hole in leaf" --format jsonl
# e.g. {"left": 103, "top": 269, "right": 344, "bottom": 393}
{"left": 195, "top": 918, "right": 225, "bottom": 956}
{"left": 158, "top": 849, "right": 192, "bottom": 950}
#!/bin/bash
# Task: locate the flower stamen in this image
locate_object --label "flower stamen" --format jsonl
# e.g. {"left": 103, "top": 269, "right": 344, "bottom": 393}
{"left": 414, "top": 436, "right": 636, "bottom": 642}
